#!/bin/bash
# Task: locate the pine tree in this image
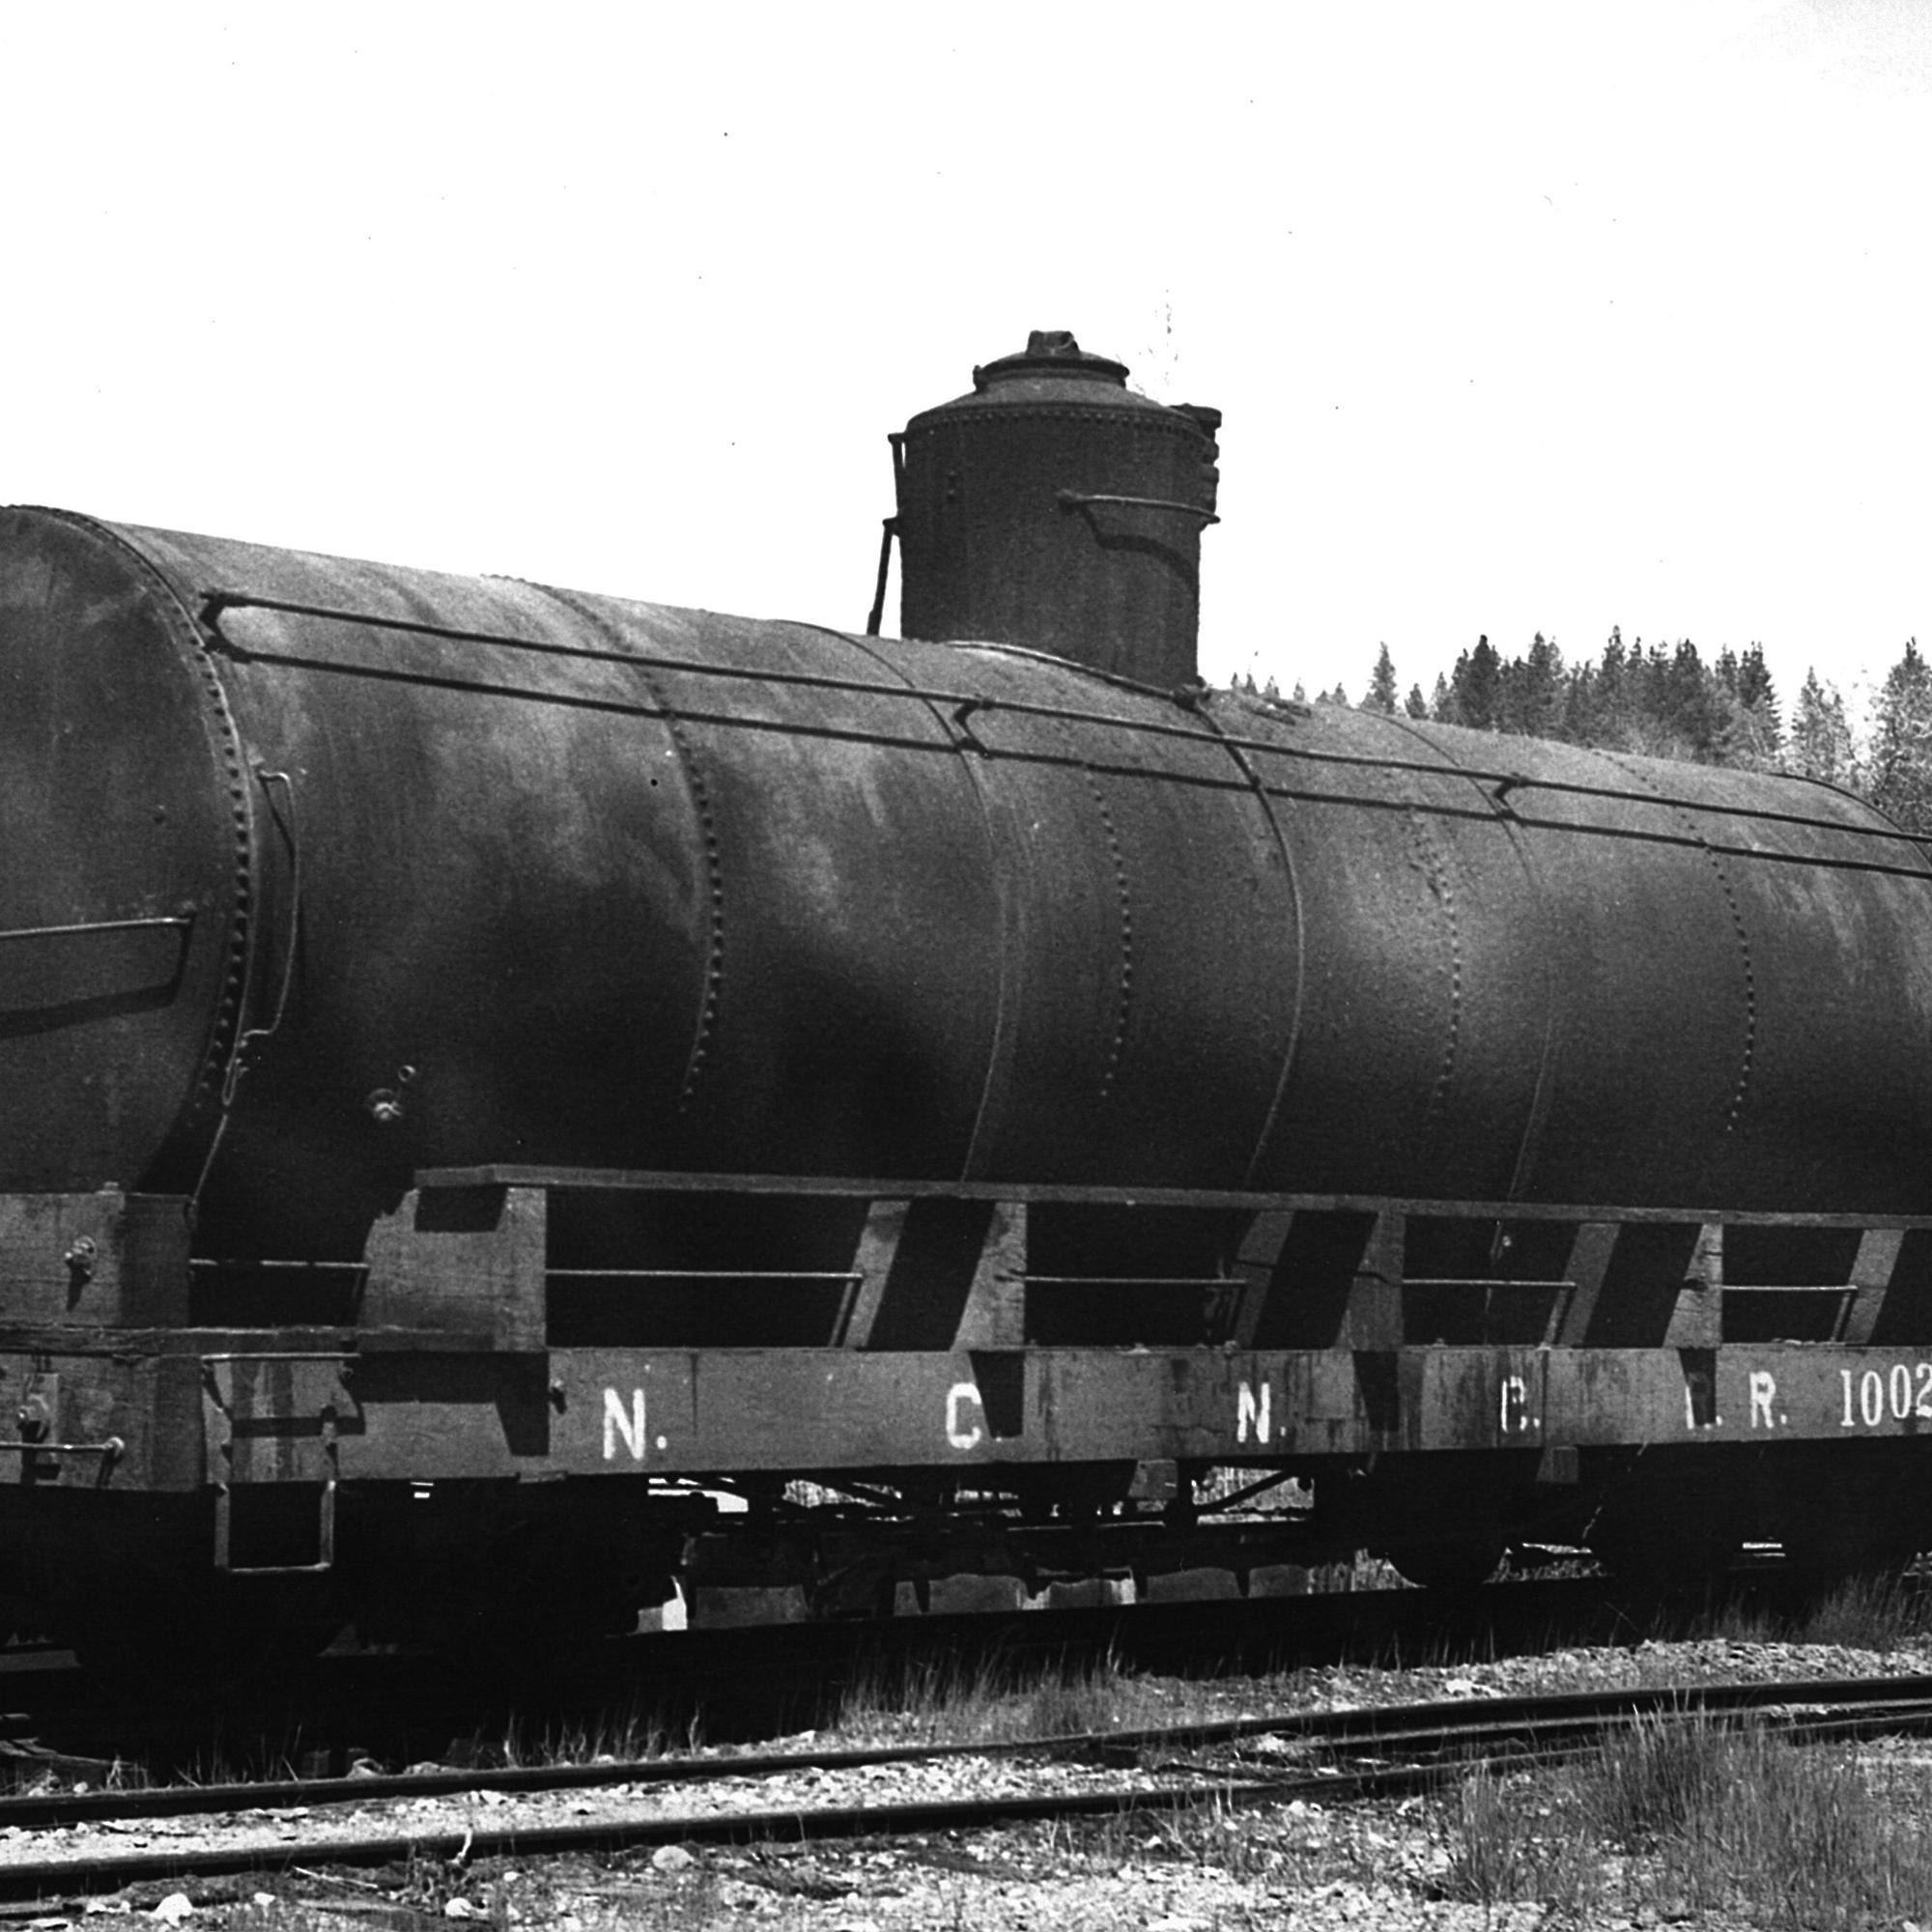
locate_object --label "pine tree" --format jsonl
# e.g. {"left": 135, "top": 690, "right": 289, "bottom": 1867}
{"left": 1783, "top": 668, "right": 1856, "bottom": 787}
{"left": 1634, "top": 640, "right": 1666, "bottom": 737}
{"left": 1561, "top": 662, "right": 1595, "bottom": 744}
{"left": 1592, "top": 628, "right": 1631, "bottom": 748}
{"left": 1364, "top": 643, "right": 1399, "bottom": 714}
{"left": 1499, "top": 632, "right": 1563, "bottom": 739}
{"left": 1718, "top": 642, "right": 1781, "bottom": 768}
{"left": 1405, "top": 684, "right": 1429, "bottom": 719}
{"left": 1665, "top": 640, "right": 1722, "bottom": 758}
{"left": 1867, "top": 639, "right": 1932, "bottom": 830}
{"left": 1448, "top": 636, "right": 1502, "bottom": 729}
{"left": 1607, "top": 639, "right": 1720, "bottom": 761}
{"left": 1741, "top": 645, "right": 1773, "bottom": 710}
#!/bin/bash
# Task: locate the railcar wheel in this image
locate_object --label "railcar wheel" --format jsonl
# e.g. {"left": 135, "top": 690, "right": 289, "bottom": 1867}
{"left": 1377, "top": 1538, "right": 1505, "bottom": 1593}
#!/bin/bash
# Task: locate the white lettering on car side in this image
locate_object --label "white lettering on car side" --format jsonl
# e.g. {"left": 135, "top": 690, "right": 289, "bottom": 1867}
{"left": 1237, "top": 1380, "right": 1272, "bottom": 1446}
{"left": 946, "top": 1382, "right": 984, "bottom": 1450}
{"left": 603, "top": 1387, "right": 646, "bottom": 1462}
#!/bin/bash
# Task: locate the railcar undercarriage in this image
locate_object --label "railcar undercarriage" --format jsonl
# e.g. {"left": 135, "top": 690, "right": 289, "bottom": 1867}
{"left": 5, "top": 1169, "right": 1931, "bottom": 1677}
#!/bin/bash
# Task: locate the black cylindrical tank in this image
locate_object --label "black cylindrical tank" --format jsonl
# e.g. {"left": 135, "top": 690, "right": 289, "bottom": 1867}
{"left": 5, "top": 504, "right": 1932, "bottom": 1266}
{"left": 895, "top": 330, "right": 1220, "bottom": 685}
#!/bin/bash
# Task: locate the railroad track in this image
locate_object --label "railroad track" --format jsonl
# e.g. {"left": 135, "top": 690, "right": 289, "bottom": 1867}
{"left": 5, "top": 1673, "right": 1932, "bottom": 1905}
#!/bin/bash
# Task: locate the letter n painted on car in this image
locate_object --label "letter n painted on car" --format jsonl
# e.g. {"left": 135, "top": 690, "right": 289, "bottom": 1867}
{"left": 604, "top": 1387, "right": 646, "bottom": 1462}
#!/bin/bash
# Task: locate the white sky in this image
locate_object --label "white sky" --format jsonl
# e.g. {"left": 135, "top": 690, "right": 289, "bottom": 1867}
{"left": 4, "top": 2, "right": 1928, "bottom": 723}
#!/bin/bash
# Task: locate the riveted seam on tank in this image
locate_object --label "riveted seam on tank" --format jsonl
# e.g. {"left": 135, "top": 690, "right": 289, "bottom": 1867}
{"left": 906, "top": 405, "right": 1214, "bottom": 439}
{"left": 662, "top": 697, "right": 727, "bottom": 1112}
{"left": 1374, "top": 709, "right": 1566, "bottom": 1208}
{"left": 1704, "top": 854, "right": 1757, "bottom": 1135}
{"left": 31, "top": 514, "right": 259, "bottom": 1151}
{"left": 1188, "top": 697, "right": 1307, "bottom": 1191}
{"left": 185, "top": 616, "right": 256, "bottom": 1156}
{"left": 1606, "top": 753, "right": 1757, "bottom": 1136}
{"left": 834, "top": 629, "right": 1011, "bottom": 1181}
{"left": 1405, "top": 808, "right": 1462, "bottom": 1148}
{"left": 524, "top": 583, "right": 726, "bottom": 1113}
{"left": 1055, "top": 719, "right": 1134, "bottom": 1104}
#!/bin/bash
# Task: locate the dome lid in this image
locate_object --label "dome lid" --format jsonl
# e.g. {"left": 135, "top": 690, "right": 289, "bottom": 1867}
{"left": 910, "top": 329, "right": 1181, "bottom": 423}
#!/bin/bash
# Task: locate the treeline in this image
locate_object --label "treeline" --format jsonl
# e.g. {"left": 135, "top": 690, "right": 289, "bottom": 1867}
{"left": 1236, "top": 632, "right": 1932, "bottom": 834}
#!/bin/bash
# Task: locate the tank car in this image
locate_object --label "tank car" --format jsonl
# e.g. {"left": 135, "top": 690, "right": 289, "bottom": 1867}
{"left": 4, "top": 329, "right": 1932, "bottom": 1678}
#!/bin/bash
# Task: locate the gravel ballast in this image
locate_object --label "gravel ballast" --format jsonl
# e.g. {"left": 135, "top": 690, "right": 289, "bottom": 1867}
{"left": 14, "top": 1629, "right": 1932, "bottom": 1928}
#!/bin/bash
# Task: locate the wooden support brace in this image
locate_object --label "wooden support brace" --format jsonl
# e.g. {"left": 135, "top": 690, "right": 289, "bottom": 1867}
{"left": 358, "top": 1184, "right": 547, "bottom": 1351}
{"left": 1344, "top": 1213, "right": 1406, "bottom": 1350}
{"left": 839, "top": 1198, "right": 1025, "bottom": 1350}
{"left": 1552, "top": 1222, "right": 1616, "bottom": 1346}
{"left": 1228, "top": 1208, "right": 1293, "bottom": 1349}
{"left": 1555, "top": 1221, "right": 1708, "bottom": 1348}
{"left": 1840, "top": 1228, "right": 1906, "bottom": 1345}
{"left": 1663, "top": 1224, "right": 1724, "bottom": 1350}
{"left": 1240, "top": 1209, "right": 1398, "bottom": 1350}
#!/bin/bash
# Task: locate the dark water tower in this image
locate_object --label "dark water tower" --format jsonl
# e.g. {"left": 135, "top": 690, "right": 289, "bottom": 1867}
{"left": 889, "top": 330, "right": 1220, "bottom": 688}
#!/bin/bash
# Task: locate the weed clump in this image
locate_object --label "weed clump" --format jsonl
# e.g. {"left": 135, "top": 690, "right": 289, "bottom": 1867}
{"left": 831, "top": 1646, "right": 1162, "bottom": 1746}
{"left": 1797, "top": 1572, "right": 1932, "bottom": 1653}
{"left": 1440, "top": 1718, "right": 1932, "bottom": 1927}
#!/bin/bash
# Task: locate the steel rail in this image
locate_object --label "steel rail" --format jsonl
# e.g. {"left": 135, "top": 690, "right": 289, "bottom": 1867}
{"left": 0, "top": 1777, "right": 1295, "bottom": 1902}
{"left": 8, "top": 1688, "right": 1932, "bottom": 1904}
{"left": 3, "top": 1674, "right": 1931, "bottom": 1837}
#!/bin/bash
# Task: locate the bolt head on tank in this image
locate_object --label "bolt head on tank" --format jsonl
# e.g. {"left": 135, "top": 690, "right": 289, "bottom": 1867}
{"left": 894, "top": 329, "right": 1220, "bottom": 687}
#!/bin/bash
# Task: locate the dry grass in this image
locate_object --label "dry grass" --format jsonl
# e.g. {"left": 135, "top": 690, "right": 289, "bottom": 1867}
{"left": 492, "top": 1701, "right": 693, "bottom": 1771}
{"left": 1695, "top": 1569, "right": 1932, "bottom": 1654}
{"left": 825, "top": 1643, "right": 1176, "bottom": 1747}
{"left": 1793, "top": 1572, "right": 1932, "bottom": 1652}
{"left": 1440, "top": 1717, "right": 1932, "bottom": 1927}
